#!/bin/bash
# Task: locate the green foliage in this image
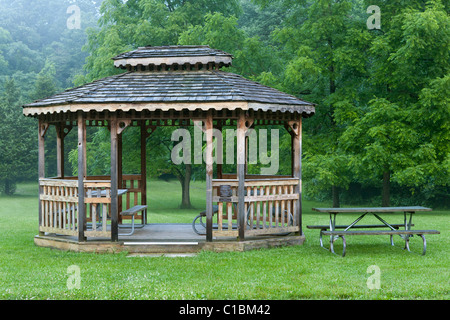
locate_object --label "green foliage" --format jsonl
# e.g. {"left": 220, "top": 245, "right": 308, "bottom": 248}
{"left": 0, "top": 79, "right": 37, "bottom": 195}
{"left": 178, "top": 12, "right": 282, "bottom": 78}
{"left": 32, "top": 60, "right": 59, "bottom": 100}
{"left": 267, "top": 0, "right": 449, "bottom": 206}
{"left": 75, "top": 0, "right": 242, "bottom": 85}
{"left": 345, "top": 0, "right": 450, "bottom": 204}
{"left": 0, "top": 0, "right": 99, "bottom": 89}
{"left": 0, "top": 0, "right": 448, "bottom": 207}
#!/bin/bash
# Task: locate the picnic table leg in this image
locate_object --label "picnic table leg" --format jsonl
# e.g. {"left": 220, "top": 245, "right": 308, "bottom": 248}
{"left": 374, "top": 211, "right": 421, "bottom": 253}
{"left": 319, "top": 229, "right": 325, "bottom": 248}
{"left": 329, "top": 213, "right": 336, "bottom": 242}
{"left": 328, "top": 234, "right": 346, "bottom": 257}
{"left": 373, "top": 213, "right": 402, "bottom": 246}
{"left": 326, "top": 213, "right": 346, "bottom": 256}
{"left": 420, "top": 234, "right": 427, "bottom": 256}
{"left": 403, "top": 211, "right": 415, "bottom": 251}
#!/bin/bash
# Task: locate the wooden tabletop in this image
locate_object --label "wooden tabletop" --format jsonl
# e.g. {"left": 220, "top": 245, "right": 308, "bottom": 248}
{"left": 90, "top": 189, "right": 128, "bottom": 197}
{"left": 312, "top": 206, "right": 432, "bottom": 214}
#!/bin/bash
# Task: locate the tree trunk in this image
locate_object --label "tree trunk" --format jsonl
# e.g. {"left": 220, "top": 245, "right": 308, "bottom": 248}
{"left": 179, "top": 163, "right": 192, "bottom": 209}
{"left": 332, "top": 185, "right": 340, "bottom": 208}
{"left": 382, "top": 170, "right": 390, "bottom": 207}
{"left": 4, "top": 179, "right": 17, "bottom": 195}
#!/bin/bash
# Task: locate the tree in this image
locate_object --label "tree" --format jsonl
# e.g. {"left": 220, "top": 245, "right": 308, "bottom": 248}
{"left": 32, "top": 60, "right": 59, "bottom": 100}
{"left": 147, "top": 126, "right": 201, "bottom": 209}
{"left": 260, "top": 0, "right": 371, "bottom": 206}
{"left": 178, "top": 11, "right": 283, "bottom": 80}
{"left": 0, "top": 78, "right": 36, "bottom": 195}
{"left": 341, "top": 0, "right": 450, "bottom": 206}
{"left": 340, "top": 98, "right": 423, "bottom": 206}
{"left": 0, "top": 0, "right": 100, "bottom": 88}
{"left": 250, "top": 0, "right": 449, "bottom": 207}
{"left": 75, "top": 0, "right": 241, "bottom": 85}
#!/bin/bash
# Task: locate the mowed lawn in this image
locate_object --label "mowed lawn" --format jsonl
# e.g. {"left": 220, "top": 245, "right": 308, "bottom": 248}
{"left": 0, "top": 180, "right": 448, "bottom": 300}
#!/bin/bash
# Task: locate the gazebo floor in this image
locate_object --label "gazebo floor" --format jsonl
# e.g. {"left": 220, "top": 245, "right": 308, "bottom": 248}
{"left": 33, "top": 223, "right": 305, "bottom": 254}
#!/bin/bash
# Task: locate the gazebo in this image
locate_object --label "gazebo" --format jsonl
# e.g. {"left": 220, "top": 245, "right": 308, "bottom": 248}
{"left": 23, "top": 45, "right": 315, "bottom": 253}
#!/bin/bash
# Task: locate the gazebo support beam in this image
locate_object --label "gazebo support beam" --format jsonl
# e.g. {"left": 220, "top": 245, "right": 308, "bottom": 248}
{"left": 38, "top": 118, "right": 48, "bottom": 236}
{"left": 117, "top": 130, "right": 123, "bottom": 221}
{"left": 205, "top": 111, "right": 214, "bottom": 242}
{"left": 140, "top": 120, "right": 148, "bottom": 224}
{"left": 77, "top": 112, "right": 87, "bottom": 242}
{"left": 216, "top": 122, "right": 223, "bottom": 179}
{"left": 55, "top": 124, "right": 64, "bottom": 178}
{"left": 55, "top": 124, "right": 72, "bottom": 178}
{"left": 286, "top": 117, "right": 303, "bottom": 236}
{"left": 237, "top": 110, "right": 247, "bottom": 241}
{"left": 110, "top": 115, "right": 119, "bottom": 242}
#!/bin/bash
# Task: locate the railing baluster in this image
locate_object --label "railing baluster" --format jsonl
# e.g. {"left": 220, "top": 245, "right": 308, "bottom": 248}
{"left": 218, "top": 202, "right": 223, "bottom": 231}
{"left": 227, "top": 202, "right": 233, "bottom": 230}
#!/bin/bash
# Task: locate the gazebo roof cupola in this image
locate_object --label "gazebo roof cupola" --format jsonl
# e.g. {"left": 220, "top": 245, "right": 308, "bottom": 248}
{"left": 112, "top": 45, "right": 233, "bottom": 71}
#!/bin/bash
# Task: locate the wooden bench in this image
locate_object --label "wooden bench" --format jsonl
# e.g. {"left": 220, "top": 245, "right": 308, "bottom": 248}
{"left": 320, "top": 229, "right": 440, "bottom": 257}
{"left": 119, "top": 205, "right": 147, "bottom": 236}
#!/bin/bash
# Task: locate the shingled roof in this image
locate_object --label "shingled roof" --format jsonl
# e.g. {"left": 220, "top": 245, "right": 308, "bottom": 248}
{"left": 113, "top": 45, "right": 233, "bottom": 69}
{"left": 23, "top": 46, "right": 315, "bottom": 117}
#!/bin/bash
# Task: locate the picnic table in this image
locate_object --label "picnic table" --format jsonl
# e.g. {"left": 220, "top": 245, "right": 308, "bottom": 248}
{"left": 89, "top": 189, "right": 147, "bottom": 236}
{"left": 307, "top": 206, "right": 440, "bottom": 257}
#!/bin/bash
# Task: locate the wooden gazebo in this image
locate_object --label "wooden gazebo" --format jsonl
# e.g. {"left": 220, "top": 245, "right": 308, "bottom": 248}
{"left": 23, "top": 45, "right": 315, "bottom": 253}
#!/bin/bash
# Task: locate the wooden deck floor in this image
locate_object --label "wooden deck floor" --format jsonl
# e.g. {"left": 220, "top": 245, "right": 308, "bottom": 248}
{"left": 119, "top": 223, "right": 206, "bottom": 241}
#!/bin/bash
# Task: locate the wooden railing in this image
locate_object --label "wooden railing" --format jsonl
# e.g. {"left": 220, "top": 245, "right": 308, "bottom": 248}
{"left": 39, "top": 178, "right": 79, "bottom": 236}
{"left": 39, "top": 175, "right": 144, "bottom": 238}
{"left": 212, "top": 178, "right": 300, "bottom": 237}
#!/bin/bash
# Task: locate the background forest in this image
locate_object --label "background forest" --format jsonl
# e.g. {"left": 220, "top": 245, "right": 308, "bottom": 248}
{"left": 0, "top": 0, "right": 448, "bottom": 208}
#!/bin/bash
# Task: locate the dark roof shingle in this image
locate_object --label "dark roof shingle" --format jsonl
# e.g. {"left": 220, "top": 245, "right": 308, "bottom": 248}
{"left": 24, "top": 70, "right": 314, "bottom": 110}
{"left": 112, "top": 45, "right": 233, "bottom": 60}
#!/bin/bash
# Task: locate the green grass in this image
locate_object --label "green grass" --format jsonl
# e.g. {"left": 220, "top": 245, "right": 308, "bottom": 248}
{"left": 0, "top": 180, "right": 448, "bottom": 300}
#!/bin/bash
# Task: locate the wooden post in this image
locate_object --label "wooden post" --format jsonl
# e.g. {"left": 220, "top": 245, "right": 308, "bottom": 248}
{"left": 291, "top": 133, "right": 295, "bottom": 177}
{"left": 38, "top": 118, "right": 47, "bottom": 236}
{"left": 245, "top": 135, "right": 248, "bottom": 175}
{"left": 117, "top": 130, "right": 123, "bottom": 222}
{"left": 110, "top": 115, "right": 119, "bottom": 242}
{"left": 77, "top": 112, "right": 87, "bottom": 242}
{"left": 140, "top": 120, "right": 147, "bottom": 224}
{"left": 216, "top": 122, "right": 223, "bottom": 179}
{"left": 205, "top": 111, "right": 214, "bottom": 242}
{"left": 56, "top": 124, "right": 63, "bottom": 177}
{"left": 237, "top": 110, "right": 247, "bottom": 241}
{"left": 292, "top": 117, "right": 302, "bottom": 235}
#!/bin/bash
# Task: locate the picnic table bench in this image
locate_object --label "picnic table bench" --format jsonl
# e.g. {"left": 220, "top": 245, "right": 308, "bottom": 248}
{"left": 307, "top": 206, "right": 440, "bottom": 257}
{"left": 119, "top": 205, "right": 147, "bottom": 236}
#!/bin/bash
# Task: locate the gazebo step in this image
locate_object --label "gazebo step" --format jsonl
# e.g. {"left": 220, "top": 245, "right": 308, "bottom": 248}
{"left": 123, "top": 241, "right": 199, "bottom": 245}
{"left": 122, "top": 241, "right": 202, "bottom": 253}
